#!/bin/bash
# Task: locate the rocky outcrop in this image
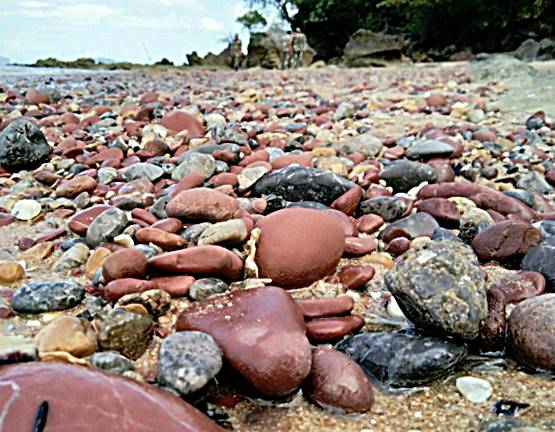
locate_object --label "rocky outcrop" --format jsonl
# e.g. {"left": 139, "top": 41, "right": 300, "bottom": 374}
{"left": 342, "top": 30, "right": 404, "bottom": 67}
{"left": 514, "top": 38, "right": 555, "bottom": 62}
{"left": 247, "top": 25, "right": 315, "bottom": 68}
{"left": 186, "top": 47, "right": 234, "bottom": 68}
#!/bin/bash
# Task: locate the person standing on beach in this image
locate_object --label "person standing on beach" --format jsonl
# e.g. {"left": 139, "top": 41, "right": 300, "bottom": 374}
{"left": 281, "top": 31, "right": 292, "bottom": 69}
{"left": 291, "top": 28, "right": 307, "bottom": 68}
{"left": 230, "top": 34, "right": 243, "bottom": 70}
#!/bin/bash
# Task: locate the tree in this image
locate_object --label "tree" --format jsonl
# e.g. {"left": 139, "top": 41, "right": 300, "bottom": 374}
{"left": 237, "top": 10, "right": 268, "bottom": 33}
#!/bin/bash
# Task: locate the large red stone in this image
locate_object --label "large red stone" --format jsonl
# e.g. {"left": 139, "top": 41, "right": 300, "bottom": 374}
{"left": 160, "top": 111, "right": 205, "bottom": 137}
{"left": 148, "top": 245, "right": 244, "bottom": 280}
{"left": 166, "top": 188, "right": 238, "bottom": 222}
{"left": 177, "top": 286, "right": 311, "bottom": 397}
{"left": 0, "top": 362, "right": 222, "bottom": 431}
{"left": 255, "top": 208, "right": 345, "bottom": 289}
{"left": 55, "top": 176, "right": 97, "bottom": 198}
{"left": 471, "top": 221, "right": 541, "bottom": 261}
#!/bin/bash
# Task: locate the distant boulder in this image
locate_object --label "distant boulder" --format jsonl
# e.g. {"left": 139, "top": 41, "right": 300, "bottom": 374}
{"left": 342, "top": 30, "right": 404, "bottom": 67}
{"left": 186, "top": 47, "right": 233, "bottom": 68}
{"left": 246, "top": 25, "right": 315, "bottom": 69}
{"left": 514, "top": 38, "right": 555, "bottom": 62}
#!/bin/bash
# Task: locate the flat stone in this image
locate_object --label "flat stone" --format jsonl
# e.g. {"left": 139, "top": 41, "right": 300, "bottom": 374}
{"left": 0, "top": 362, "right": 222, "bottom": 431}
{"left": 11, "top": 199, "right": 41, "bottom": 221}
{"left": 385, "top": 240, "right": 487, "bottom": 340}
{"left": 158, "top": 331, "right": 223, "bottom": 395}
{"left": 335, "top": 332, "right": 468, "bottom": 393}
{"left": 177, "top": 286, "right": 311, "bottom": 397}
{"left": 148, "top": 245, "right": 244, "bottom": 280}
{"left": 405, "top": 140, "right": 454, "bottom": 159}
{"left": 197, "top": 219, "right": 248, "bottom": 246}
{"left": 12, "top": 281, "right": 84, "bottom": 314}
{"left": 456, "top": 377, "right": 493, "bottom": 403}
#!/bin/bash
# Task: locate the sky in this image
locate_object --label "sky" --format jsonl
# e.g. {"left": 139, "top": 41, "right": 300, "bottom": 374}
{"left": 0, "top": 0, "right": 276, "bottom": 64}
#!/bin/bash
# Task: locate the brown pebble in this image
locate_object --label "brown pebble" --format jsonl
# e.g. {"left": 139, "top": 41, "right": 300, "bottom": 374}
{"left": 296, "top": 296, "right": 355, "bottom": 319}
{"left": 306, "top": 315, "right": 364, "bottom": 343}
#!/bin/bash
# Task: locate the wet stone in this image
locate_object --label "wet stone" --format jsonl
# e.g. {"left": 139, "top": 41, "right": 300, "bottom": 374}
{"left": 158, "top": 331, "right": 223, "bottom": 396}
{"left": 12, "top": 280, "right": 85, "bottom": 314}
{"left": 335, "top": 332, "right": 468, "bottom": 393}
{"left": 385, "top": 240, "right": 487, "bottom": 340}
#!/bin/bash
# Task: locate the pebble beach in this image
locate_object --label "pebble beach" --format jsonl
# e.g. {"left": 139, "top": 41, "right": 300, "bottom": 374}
{"left": 0, "top": 58, "right": 554, "bottom": 432}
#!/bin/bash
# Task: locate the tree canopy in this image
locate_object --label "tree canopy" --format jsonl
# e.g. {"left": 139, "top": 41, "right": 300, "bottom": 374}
{"left": 245, "top": 0, "right": 555, "bottom": 60}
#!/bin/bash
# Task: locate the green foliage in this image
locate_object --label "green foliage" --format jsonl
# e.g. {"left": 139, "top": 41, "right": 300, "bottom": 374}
{"left": 237, "top": 10, "right": 268, "bottom": 32}
{"left": 245, "top": 0, "right": 555, "bottom": 59}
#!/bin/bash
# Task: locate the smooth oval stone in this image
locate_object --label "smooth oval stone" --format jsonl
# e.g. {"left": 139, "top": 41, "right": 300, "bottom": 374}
{"left": 86, "top": 207, "right": 128, "bottom": 247}
{"left": 405, "top": 139, "right": 454, "bottom": 159}
{"left": 123, "top": 162, "right": 164, "bottom": 182}
{"left": 166, "top": 188, "right": 238, "bottom": 222}
{"left": 359, "top": 196, "right": 407, "bottom": 222}
{"left": 508, "top": 293, "right": 555, "bottom": 372}
{"left": 90, "top": 351, "right": 135, "bottom": 375}
{"left": 344, "top": 237, "right": 377, "bottom": 256}
{"left": 306, "top": 315, "right": 364, "bottom": 343}
{"left": 135, "top": 227, "right": 186, "bottom": 250}
{"left": 158, "top": 331, "right": 223, "bottom": 395}
{"left": 177, "top": 286, "right": 311, "bottom": 397}
{"left": 56, "top": 176, "right": 97, "bottom": 198}
{"left": 303, "top": 347, "right": 374, "bottom": 413}
{"left": 148, "top": 245, "right": 244, "bottom": 280}
{"left": 98, "top": 308, "right": 153, "bottom": 360}
{"left": 380, "top": 160, "right": 438, "bottom": 193}
{"left": 0, "top": 118, "right": 51, "bottom": 170}
{"left": 197, "top": 219, "right": 248, "bottom": 246}
{"left": 335, "top": 332, "right": 468, "bottom": 393}
{"left": 68, "top": 205, "right": 112, "bottom": 236}
{"left": 172, "top": 152, "right": 216, "bottom": 182}
{"left": 11, "top": 199, "right": 41, "bottom": 221}
{"left": 520, "top": 236, "right": 555, "bottom": 291}
{"left": 0, "top": 363, "right": 222, "bottom": 431}
{"left": 251, "top": 166, "right": 355, "bottom": 206}
{"left": 296, "top": 296, "right": 354, "bottom": 319}
{"left": 385, "top": 240, "right": 487, "bottom": 340}
{"left": 337, "top": 265, "right": 375, "bottom": 290}
{"left": 330, "top": 185, "right": 362, "bottom": 216}
{"left": 160, "top": 110, "right": 205, "bottom": 137}
{"left": 471, "top": 221, "right": 541, "bottom": 261}
{"left": 102, "top": 248, "right": 148, "bottom": 282}
{"left": 12, "top": 281, "right": 84, "bottom": 314}
{"left": 380, "top": 212, "right": 439, "bottom": 243}
{"left": 255, "top": 208, "right": 345, "bottom": 288}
